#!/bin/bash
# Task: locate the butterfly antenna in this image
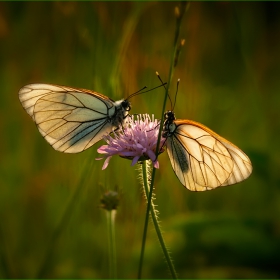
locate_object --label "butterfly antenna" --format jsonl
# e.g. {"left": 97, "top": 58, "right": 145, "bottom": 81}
{"left": 156, "top": 71, "right": 173, "bottom": 109}
{"left": 127, "top": 83, "right": 167, "bottom": 100}
{"left": 127, "top": 86, "right": 147, "bottom": 99}
{"left": 172, "top": 78, "right": 180, "bottom": 111}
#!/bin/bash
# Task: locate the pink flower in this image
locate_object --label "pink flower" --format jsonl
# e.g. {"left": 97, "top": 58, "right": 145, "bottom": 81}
{"left": 96, "top": 114, "right": 165, "bottom": 170}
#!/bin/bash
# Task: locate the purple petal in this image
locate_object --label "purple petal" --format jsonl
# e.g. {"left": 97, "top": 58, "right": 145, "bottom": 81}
{"left": 146, "top": 150, "right": 156, "bottom": 162}
{"left": 97, "top": 146, "right": 109, "bottom": 154}
{"left": 131, "top": 155, "right": 140, "bottom": 166}
{"left": 121, "top": 151, "right": 138, "bottom": 157}
{"left": 153, "top": 160, "right": 160, "bottom": 169}
{"left": 102, "top": 156, "right": 112, "bottom": 170}
{"left": 136, "top": 143, "right": 144, "bottom": 149}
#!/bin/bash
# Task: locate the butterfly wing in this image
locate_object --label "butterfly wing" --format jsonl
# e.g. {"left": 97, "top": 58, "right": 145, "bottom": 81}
{"left": 19, "top": 84, "right": 118, "bottom": 153}
{"left": 166, "top": 119, "right": 252, "bottom": 191}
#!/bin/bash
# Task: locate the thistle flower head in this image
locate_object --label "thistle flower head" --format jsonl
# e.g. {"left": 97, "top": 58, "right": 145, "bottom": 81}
{"left": 100, "top": 190, "right": 120, "bottom": 211}
{"left": 96, "top": 114, "right": 164, "bottom": 170}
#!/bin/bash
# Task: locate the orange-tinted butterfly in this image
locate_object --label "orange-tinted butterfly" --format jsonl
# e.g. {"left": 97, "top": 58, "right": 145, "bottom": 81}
{"left": 162, "top": 110, "right": 252, "bottom": 191}
{"left": 158, "top": 75, "right": 252, "bottom": 191}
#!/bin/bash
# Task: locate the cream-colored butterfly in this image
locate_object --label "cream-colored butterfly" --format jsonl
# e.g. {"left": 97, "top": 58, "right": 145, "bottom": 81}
{"left": 156, "top": 72, "right": 252, "bottom": 191}
{"left": 162, "top": 110, "right": 252, "bottom": 191}
{"left": 19, "top": 83, "right": 136, "bottom": 153}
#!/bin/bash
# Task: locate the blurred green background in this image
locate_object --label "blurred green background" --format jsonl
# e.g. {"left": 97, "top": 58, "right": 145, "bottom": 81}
{"left": 1, "top": 1, "right": 280, "bottom": 278}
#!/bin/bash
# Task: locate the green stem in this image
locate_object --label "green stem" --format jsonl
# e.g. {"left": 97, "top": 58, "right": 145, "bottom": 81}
{"left": 107, "top": 210, "right": 117, "bottom": 279}
{"left": 138, "top": 2, "right": 188, "bottom": 279}
{"left": 139, "top": 161, "right": 177, "bottom": 278}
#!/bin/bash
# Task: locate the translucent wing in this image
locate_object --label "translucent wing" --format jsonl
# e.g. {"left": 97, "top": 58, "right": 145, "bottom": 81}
{"left": 166, "top": 119, "right": 252, "bottom": 191}
{"left": 19, "top": 84, "right": 114, "bottom": 119}
{"left": 19, "top": 84, "right": 124, "bottom": 153}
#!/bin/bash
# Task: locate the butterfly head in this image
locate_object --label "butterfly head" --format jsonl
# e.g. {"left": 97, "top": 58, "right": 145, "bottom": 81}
{"left": 110, "top": 99, "right": 131, "bottom": 127}
{"left": 121, "top": 99, "right": 131, "bottom": 112}
{"left": 164, "top": 110, "right": 176, "bottom": 122}
{"left": 163, "top": 111, "right": 176, "bottom": 138}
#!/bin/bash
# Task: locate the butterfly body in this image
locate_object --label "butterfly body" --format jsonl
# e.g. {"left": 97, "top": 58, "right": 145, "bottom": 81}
{"left": 19, "top": 83, "right": 131, "bottom": 153}
{"left": 110, "top": 99, "right": 131, "bottom": 127}
{"left": 163, "top": 111, "right": 252, "bottom": 191}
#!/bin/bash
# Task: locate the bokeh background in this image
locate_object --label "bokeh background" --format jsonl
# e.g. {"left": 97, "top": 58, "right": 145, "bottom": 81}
{"left": 1, "top": 1, "right": 280, "bottom": 278}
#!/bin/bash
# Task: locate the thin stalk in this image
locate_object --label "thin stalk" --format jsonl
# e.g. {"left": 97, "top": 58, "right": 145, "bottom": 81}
{"left": 138, "top": 2, "right": 188, "bottom": 278}
{"left": 140, "top": 161, "right": 177, "bottom": 278}
{"left": 107, "top": 210, "right": 117, "bottom": 279}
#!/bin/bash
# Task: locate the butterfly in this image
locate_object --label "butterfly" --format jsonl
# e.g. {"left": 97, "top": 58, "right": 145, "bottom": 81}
{"left": 18, "top": 83, "right": 134, "bottom": 153}
{"left": 162, "top": 110, "right": 253, "bottom": 191}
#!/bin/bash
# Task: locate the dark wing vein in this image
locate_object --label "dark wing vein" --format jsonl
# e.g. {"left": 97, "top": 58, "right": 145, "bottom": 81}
{"left": 32, "top": 89, "right": 114, "bottom": 153}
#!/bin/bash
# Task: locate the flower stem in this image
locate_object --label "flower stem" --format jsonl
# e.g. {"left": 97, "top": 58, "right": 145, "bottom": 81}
{"left": 138, "top": 2, "right": 188, "bottom": 278}
{"left": 107, "top": 209, "right": 117, "bottom": 278}
{"left": 138, "top": 161, "right": 177, "bottom": 279}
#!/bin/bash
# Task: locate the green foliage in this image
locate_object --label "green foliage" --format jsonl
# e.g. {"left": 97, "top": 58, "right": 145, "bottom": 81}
{"left": 0, "top": 2, "right": 280, "bottom": 278}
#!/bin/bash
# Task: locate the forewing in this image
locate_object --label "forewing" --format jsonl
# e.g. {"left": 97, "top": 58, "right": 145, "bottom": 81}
{"left": 19, "top": 84, "right": 116, "bottom": 153}
{"left": 18, "top": 83, "right": 114, "bottom": 120}
{"left": 166, "top": 120, "right": 252, "bottom": 191}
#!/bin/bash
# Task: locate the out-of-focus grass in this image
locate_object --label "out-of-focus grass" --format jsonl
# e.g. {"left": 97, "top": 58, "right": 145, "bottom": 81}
{"left": 0, "top": 2, "right": 280, "bottom": 278}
